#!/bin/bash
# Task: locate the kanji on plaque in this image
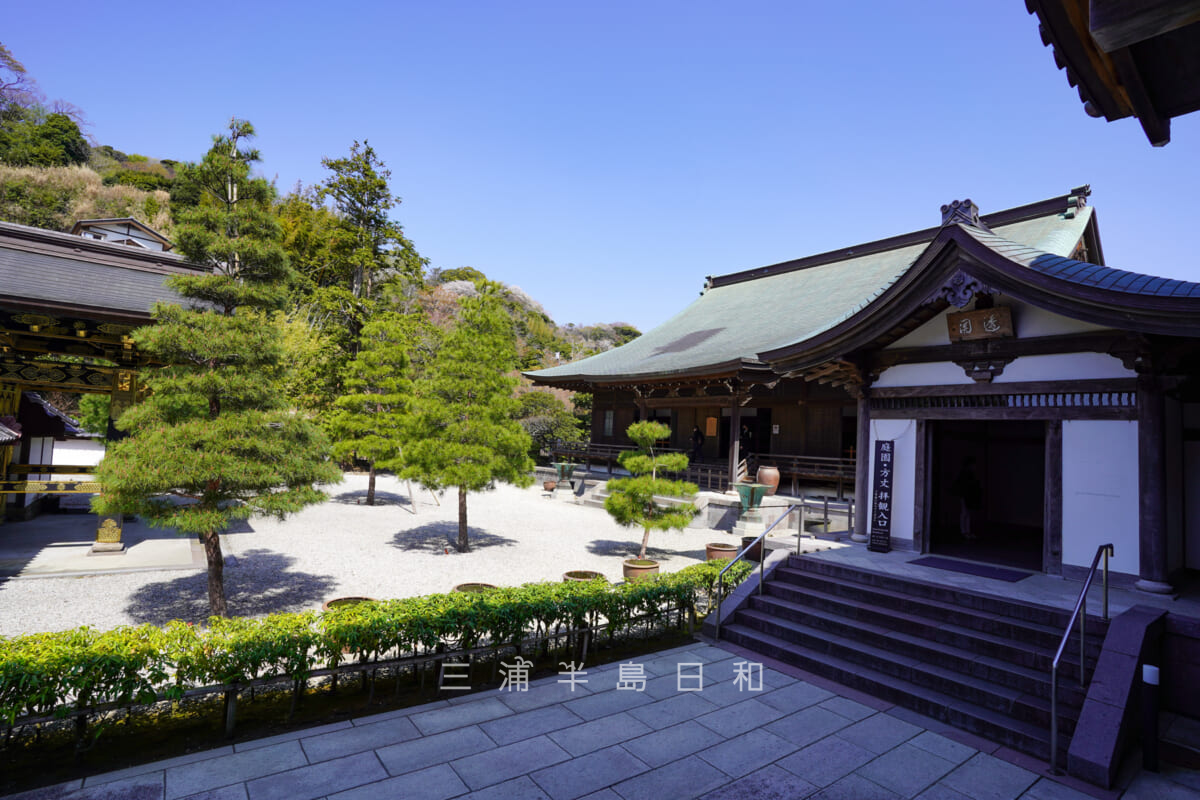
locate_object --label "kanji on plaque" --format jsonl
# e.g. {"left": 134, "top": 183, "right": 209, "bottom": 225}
{"left": 869, "top": 440, "right": 896, "bottom": 553}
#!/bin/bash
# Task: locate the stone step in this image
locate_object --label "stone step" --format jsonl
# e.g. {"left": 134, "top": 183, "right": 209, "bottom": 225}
{"left": 774, "top": 561, "right": 1108, "bottom": 653}
{"left": 785, "top": 556, "right": 1106, "bottom": 635}
{"left": 758, "top": 580, "right": 1093, "bottom": 681}
{"left": 734, "top": 607, "right": 1081, "bottom": 734}
{"left": 746, "top": 592, "right": 1091, "bottom": 698}
{"left": 721, "top": 621, "right": 1068, "bottom": 764}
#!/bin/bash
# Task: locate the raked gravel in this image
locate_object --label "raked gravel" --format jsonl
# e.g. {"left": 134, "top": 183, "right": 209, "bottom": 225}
{"left": 0, "top": 473, "right": 751, "bottom": 636}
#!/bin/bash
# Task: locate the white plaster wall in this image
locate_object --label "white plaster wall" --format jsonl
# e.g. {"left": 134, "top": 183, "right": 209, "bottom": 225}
{"left": 875, "top": 362, "right": 972, "bottom": 388}
{"left": 885, "top": 295, "right": 1114, "bottom": 350}
{"left": 52, "top": 439, "right": 105, "bottom": 479}
{"left": 868, "top": 419, "right": 919, "bottom": 545}
{"left": 996, "top": 352, "right": 1133, "bottom": 383}
{"left": 1062, "top": 420, "right": 1139, "bottom": 575}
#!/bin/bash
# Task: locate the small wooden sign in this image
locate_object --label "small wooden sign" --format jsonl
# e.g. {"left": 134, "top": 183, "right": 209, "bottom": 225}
{"left": 946, "top": 306, "right": 1013, "bottom": 342}
{"left": 869, "top": 440, "right": 894, "bottom": 554}
{"left": 705, "top": 416, "right": 718, "bottom": 437}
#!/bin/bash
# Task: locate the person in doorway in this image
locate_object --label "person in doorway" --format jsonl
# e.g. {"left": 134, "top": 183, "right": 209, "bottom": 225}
{"left": 951, "top": 457, "right": 983, "bottom": 540}
{"left": 739, "top": 423, "right": 753, "bottom": 458}
{"left": 691, "top": 425, "right": 705, "bottom": 463}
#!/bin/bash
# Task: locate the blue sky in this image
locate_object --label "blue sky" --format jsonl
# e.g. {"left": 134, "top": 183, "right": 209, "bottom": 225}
{"left": 7, "top": 1, "right": 1199, "bottom": 332}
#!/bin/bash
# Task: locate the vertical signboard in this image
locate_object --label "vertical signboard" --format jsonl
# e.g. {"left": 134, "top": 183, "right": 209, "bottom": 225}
{"left": 869, "top": 440, "right": 894, "bottom": 553}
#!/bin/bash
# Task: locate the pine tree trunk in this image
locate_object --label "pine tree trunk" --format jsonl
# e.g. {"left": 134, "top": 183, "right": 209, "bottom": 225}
{"left": 202, "top": 529, "right": 228, "bottom": 617}
{"left": 367, "top": 463, "right": 376, "bottom": 506}
{"left": 457, "top": 486, "right": 469, "bottom": 552}
{"left": 639, "top": 528, "right": 651, "bottom": 561}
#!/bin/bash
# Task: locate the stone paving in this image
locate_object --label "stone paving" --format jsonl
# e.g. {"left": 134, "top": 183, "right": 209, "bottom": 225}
{"left": 6, "top": 640, "right": 1198, "bottom": 800}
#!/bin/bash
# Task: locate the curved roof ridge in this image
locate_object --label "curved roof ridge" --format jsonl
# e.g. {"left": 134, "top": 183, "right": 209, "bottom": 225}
{"left": 961, "top": 224, "right": 1200, "bottom": 298}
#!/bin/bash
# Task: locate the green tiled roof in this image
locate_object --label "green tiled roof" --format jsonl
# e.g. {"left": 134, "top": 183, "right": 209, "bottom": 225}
{"left": 530, "top": 200, "right": 1092, "bottom": 385}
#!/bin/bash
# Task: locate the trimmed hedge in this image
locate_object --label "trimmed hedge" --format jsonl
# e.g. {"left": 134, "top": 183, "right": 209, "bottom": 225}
{"left": 0, "top": 560, "right": 752, "bottom": 726}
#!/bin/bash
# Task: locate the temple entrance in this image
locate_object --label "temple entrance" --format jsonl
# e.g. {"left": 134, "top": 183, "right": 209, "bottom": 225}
{"left": 930, "top": 420, "right": 1045, "bottom": 571}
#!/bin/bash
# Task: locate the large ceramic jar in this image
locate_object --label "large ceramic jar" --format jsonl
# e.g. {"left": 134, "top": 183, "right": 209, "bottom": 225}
{"left": 756, "top": 465, "right": 781, "bottom": 496}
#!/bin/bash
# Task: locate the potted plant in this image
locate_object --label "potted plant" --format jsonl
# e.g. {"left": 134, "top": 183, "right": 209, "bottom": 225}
{"left": 705, "top": 542, "right": 738, "bottom": 561}
{"left": 563, "top": 570, "right": 607, "bottom": 582}
{"left": 604, "top": 421, "right": 699, "bottom": 581}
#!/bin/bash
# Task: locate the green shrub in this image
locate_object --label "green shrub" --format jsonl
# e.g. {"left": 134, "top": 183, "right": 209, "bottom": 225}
{"left": 0, "top": 562, "right": 754, "bottom": 725}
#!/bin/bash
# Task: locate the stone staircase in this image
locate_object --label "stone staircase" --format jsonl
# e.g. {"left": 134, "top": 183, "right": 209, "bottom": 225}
{"left": 716, "top": 554, "right": 1108, "bottom": 765}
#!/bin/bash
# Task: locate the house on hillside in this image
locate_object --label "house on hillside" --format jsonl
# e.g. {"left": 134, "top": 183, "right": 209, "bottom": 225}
{"left": 70, "top": 218, "right": 173, "bottom": 251}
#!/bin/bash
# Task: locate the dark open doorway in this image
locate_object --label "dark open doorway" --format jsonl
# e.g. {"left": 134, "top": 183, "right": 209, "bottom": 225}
{"left": 930, "top": 420, "right": 1045, "bottom": 571}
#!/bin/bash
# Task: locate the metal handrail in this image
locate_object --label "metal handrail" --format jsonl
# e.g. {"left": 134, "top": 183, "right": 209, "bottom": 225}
{"left": 713, "top": 504, "right": 799, "bottom": 641}
{"left": 1049, "top": 543, "right": 1113, "bottom": 775}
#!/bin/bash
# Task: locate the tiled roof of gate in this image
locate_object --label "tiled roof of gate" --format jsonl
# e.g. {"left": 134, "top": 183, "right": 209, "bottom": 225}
{"left": 0, "top": 220, "right": 197, "bottom": 318}
{"left": 529, "top": 199, "right": 1093, "bottom": 384}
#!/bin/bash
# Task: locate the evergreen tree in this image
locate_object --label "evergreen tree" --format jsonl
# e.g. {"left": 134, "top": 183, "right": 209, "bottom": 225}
{"left": 404, "top": 285, "right": 534, "bottom": 551}
{"left": 604, "top": 421, "right": 698, "bottom": 560}
{"left": 329, "top": 312, "right": 414, "bottom": 505}
{"left": 94, "top": 119, "right": 340, "bottom": 617}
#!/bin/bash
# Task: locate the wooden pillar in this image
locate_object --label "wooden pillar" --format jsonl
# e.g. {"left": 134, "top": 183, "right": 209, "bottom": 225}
{"left": 1136, "top": 374, "right": 1172, "bottom": 594}
{"left": 1044, "top": 420, "right": 1063, "bottom": 576}
{"left": 728, "top": 395, "right": 742, "bottom": 487}
{"left": 852, "top": 387, "right": 870, "bottom": 543}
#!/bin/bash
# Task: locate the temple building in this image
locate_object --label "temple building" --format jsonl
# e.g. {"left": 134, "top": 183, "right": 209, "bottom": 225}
{"left": 528, "top": 187, "right": 1200, "bottom": 592}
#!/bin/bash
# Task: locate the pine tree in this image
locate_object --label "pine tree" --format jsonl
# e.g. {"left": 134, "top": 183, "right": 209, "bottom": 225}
{"left": 604, "top": 421, "right": 699, "bottom": 560}
{"left": 404, "top": 285, "right": 534, "bottom": 551}
{"left": 328, "top": 312, "right": 414, "bottom": 505}
{"left": 94, "top": 119, "right": 340, "bottom": 617}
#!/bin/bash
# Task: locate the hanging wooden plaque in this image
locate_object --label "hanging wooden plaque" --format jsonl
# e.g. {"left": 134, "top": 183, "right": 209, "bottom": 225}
{"left": 946, "top": 306, "right": 1013, "bottom": 342}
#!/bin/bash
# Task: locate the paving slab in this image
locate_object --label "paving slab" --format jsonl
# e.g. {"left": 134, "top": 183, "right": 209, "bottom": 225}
{"left": 236, "top": 722, "right": 352, "bottom": 752}
{"left": 698, "top": 763, "right": 816, "bottom": 800}
{"left": 834, "top": 712, "right": 923, "bottom": 755}
{"left": 449, "top": 735, "right": 571, "bottom": 790}
{"left": 480, "top": 703, "right": 585, "bottom": 745}
{"left": 810, "top": 773, "right": 902, "bottom": 800}
{"left": 855, "top": 742, "right": 958, "bottom": 798}
{"left": 695, "top": 696, "right": 787, "bottom": 738}
{"left": 938, "top": 752, "right": 1038, "bottom": 800}
{"left": 907, "top": 731, "right": 977, "bottom": 766}
{"left": 609, "top": 754, "right": 729, "bottom": 800}
{"left": 698, "top": 727, "right": 801, "bottom": 779}
{"left": 497, "top": 680, "right": 596, "bottom": 713}
{"left": 628, "top": 692, "right": 718, "bottom": 730}
{"left": 244, "top": 752, "right": 386, "bottom": 800}
{"left": 460, "top": 775, "right": 551, "bottom": 799}
{"left": 619, "top": 720, "right": 726, "bottom": 768}
{"left": 912, "top": 784, "right": 974, "bottom": 800}
{"left": 1117, "top": 769, "right": 1200, "bottom": 800}
{"left": 547, "top": 712, "right": 654, "bottom": 757}
{"left": 83, "top": 747, "right": 234, "bottom": 787}
{"left": 818, "top": 695, "right": 878, "bottom": 722}
{"left": 562, "top": 687, "right": 654, "bottom": 721}
{"left": 408, "top": 696, "right": 513, "bottom": 735}
{"left": 178, "top": 785, "right": 248, "bottom": 800}
{"left": 1020, "top": 777, "right": 1107, "bottom": 799}
{"left": 529, "top": 745, "right": 649, "bottom": 800}
{"left": 375, "top": 726, "right": 495, "bottom": 777}
{"left": 325, "top": 763, "right": 467, "bottom": 800}
{"left": 299, "top": 715, "right": 421, "bottom": 762}
{"left": 164, "top": 741, "right": 308, "bottom": 800}
{"left": 776, "top": 734, "right": 878, "bottom": 788}
{"left": 764, "top": 704, "right": 854, "bottom": 749}
{"left": 755, "top": 680, "right": 835, "bottom": 713}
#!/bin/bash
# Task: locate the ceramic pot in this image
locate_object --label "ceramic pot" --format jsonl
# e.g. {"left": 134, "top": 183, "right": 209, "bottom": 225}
{"left": 705, "top": 542, "right": 738, "bottom": 561}
{"left": 563, "top": 570, "right": 607, "bottom": 582}
{"left": 622, "top": 559, "right": 660, "bottom": 582}
{"left": 756, "top": 466, "right": 781, "bottom": 496}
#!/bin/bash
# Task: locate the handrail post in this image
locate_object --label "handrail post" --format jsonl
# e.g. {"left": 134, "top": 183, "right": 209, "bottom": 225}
{"left": 797, "top": 502, "right": 806, "bottom": 555}
{"left": 715, "top": 573, "right": 723, "bottom": 641}
{"left": 1079, "top": 595, "right": 1087, "bottom": 685}
{"left": 1103, "top": 545, "right": 1111, "bottom": 621}
{"left": 1050, "top": 666, "right": 1060, "bottom": 774}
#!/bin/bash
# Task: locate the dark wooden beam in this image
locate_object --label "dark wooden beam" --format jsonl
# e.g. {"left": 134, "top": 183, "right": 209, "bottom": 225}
{"left": 872, "top": 378, "right": 1136, "bottom": 399}
{"left": 875, "top": 331, "right": 1128, "bottom": 370}
{"left": 1108, "top": 46, "right": 1172, "bottom": 145}
{"left": 1089, "top": 0, "right": 1200, "bottom": 52}
{"left": 873, "top": 406, "right": 1135, "bottom": 421}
